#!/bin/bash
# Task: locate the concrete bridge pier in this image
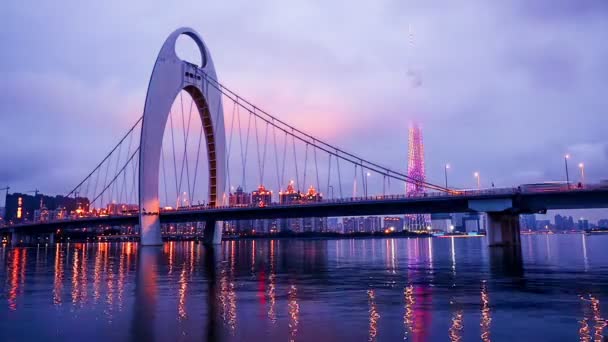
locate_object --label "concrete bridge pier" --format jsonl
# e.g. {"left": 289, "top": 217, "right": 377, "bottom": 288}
{"left": 203, "top": 220, "right": 223, "bottom": 245}
{"left": 140, "top": 214, "right": 163, "bottom": 246}
{"left": 486, "top": 212, "right": 521, "bottom": 247}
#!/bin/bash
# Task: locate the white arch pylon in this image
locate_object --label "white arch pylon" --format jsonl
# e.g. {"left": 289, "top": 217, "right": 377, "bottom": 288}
{"left": 138, "top": 27, "right": 226, "bottom": 246}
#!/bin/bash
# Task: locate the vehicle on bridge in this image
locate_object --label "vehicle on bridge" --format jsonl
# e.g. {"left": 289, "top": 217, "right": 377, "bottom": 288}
{"left": 519, "top": 182, "right": 570, "bottom": 193}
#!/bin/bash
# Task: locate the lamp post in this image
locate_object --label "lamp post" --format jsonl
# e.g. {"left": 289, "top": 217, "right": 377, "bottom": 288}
{"left": 365, "top": 172, "right": 371, "bottom": 197}
{"left": 444, "top": 164, "right": 450, "bottom": 189}
{"left": 474, "top": 172, "right": 480, "bottom": 190}
{"left": 578, "top": 163, "right": 585, "bottom": 187}
{"left": 564, "top": 154, "right": 570, "bottom": 189}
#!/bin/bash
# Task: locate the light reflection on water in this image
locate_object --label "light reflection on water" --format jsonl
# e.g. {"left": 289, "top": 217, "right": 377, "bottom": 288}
{"left": 0, "top": 234, "right": 607, "bottom": 341}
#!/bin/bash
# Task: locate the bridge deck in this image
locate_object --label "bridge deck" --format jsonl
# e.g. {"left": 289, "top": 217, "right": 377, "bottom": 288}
{"left": 3, "top": 188, "right": 608, "bottom": 233}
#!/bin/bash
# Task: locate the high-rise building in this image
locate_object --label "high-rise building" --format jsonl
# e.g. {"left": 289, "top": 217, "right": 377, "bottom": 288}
{"left": 383, "top": 216, "right": 405, "bottom": 231}
{"left": 536, "top": 219, "right": 552, "bottom": 231}
{"left": 578, "top": 218, "right": 589, "bottom": 231}
{"left": 405, "top": 123, "right": 430, "bottom": 232}
{"left": 343, "top": 217, "right": 356, "bottom": 233}
{"left": 251, "top": 185, "right": 272, "bottom": 207}
{"left": 463, "top": 213, "right": 481, "bottom": 233}
{"left": 301, "top": 186, "right": 324, "bottom": 232}
{"left": 229, "top": 186, "right": 251, "bottom": 206}
{"left": 327, "top": 218, "right": 339, "bottom": 232}
{"left": 554, "top": 214, "right": 575, "bottom": 230}
{"left": 598, "top": 219, "right": 608, "bottom": 229}
{"left": 228, "top": 186, "right": 252, "bottom": 233}
{"left": 4, "top": 192, "right": 89, "bottom": 222}
{"left": 279, "top": 181, "right": 303, "bottom": 232}
{"left": 430, "top": 213, "right": 452, "bottom": 232}
{"left": 363, "top": 216, "right": 382, "bottom": 233}
{"left": 520, "top": 214, "right": 537, "bottom": 231}
{"left": 279, "top": 181, "right": 301, "bottom": 204}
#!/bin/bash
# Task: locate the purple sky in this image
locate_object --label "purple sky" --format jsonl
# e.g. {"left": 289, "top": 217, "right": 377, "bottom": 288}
{"left": 1, "top": 1, "right": 607, "bottom": 219}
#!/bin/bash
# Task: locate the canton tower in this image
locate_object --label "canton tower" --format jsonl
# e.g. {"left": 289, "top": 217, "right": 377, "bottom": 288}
{"left": 406, "top": 122, "right": 430, "bottom": 231}
{"left": 406, "top": 123, "right": 425, "bottom": 196}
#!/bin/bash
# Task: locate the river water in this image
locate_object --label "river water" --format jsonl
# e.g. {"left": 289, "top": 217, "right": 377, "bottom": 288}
{"left": 0, "top": 234, "right": 607, "bottom": 341}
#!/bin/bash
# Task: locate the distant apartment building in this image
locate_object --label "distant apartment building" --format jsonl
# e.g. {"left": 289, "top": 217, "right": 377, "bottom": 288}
{"left": 536, "top": 219, "right": 552, "bottom": 230}
{"left": 363, "top": 216, "right": 382, "bottom": 233}
{"left": 520, "top": 214, "right": 537, "bottom": 231}
{"left": 327, "top": 218, "right": 339, "bottom": 232}
{"left": 578, "top": 218, "right": 590, "bottom": 231}
{"left": 229, "top": 186, "right": 251, "bottom": 206}
{"left": 430, "top": 213, "right": 452, "bottom": 232}
{"left": 227, "top": 186, "right": 252, "bottom": 233}
{"left": 451, "top": 212, "right": 484, "bottom": 233}
{"left": 251, "top": 185, "right": 272, "bottom": 206}
{"left": 554, "top": 214, "right": 575, "bottom": 230}
{"left": 4, "top": 192, "right": 89, "bottom": 223}
{"left": 383, "top": 216, "right": 404, "bottom": 231}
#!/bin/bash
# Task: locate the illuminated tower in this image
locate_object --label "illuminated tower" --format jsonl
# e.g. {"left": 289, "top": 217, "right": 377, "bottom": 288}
{"left": 406, "top": 123, "right": 426, "bottom": 196}
{"left": 406, "top": 122, "right": 430, "bottom": 232}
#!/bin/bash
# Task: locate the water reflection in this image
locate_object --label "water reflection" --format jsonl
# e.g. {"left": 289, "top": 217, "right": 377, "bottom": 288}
{"left": 579, "top": 294, "right": 607, "bottom": 341}
{"left": 54, "top": 245, "right": 64, "bottom": 305}
{"left": 489, "top": 245, "right": 524, "bottom": 278}
{"left": 448, "top": 305, "right": 463, "bottom": 342}
{"left": 367, "top": 289, "right": 380, "bottom": 341}
{"left": 204, "top": 246, "right": 222, "bottom": 342}
{"left": 267, "top": 240, "right": 276, "bottom": 324}
{"left": 404, "top": 285, "right": 414, "bottom": 340}
{"left": 131, "top": 247, "right": 160, "bottom": 341}
{"left": 7, "top": 248, "right": 26, "bottom": 310}
{"left": 288, "top": 284, "right": 299, "bottom": 342}
{"left": 220, "top": 243, "right": 237, "bottom": 334}
{"left": 480, "top": 281, "right": 492, "bottom": 342}
{"left": 1, "top": 235, "right": 608, "bottom": 341}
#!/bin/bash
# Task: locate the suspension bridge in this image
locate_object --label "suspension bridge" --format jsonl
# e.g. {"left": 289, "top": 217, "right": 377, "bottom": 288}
{"left": 4, "top": 28, "right": 608, "bottom": 247}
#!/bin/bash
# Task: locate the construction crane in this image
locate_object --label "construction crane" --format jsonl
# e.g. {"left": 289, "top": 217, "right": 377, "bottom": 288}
{"left": 24, "top": 189, "right": 40, "bottom": 196}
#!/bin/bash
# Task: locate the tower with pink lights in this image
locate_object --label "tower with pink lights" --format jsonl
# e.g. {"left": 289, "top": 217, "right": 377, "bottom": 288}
{"left": 406, "top": 122, "right": 430, "bottom": 231}
{"left": 406, "top": 123, "right": 426, "bottom": 196}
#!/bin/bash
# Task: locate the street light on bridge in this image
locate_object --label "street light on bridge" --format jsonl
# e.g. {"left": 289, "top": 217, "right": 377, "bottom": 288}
{"left": 444, "top": 164, "right": 450, "bottom": 188}
{"left": 474, "top": 172, "right": 480, "bottom": 190}
{"left": 564, "top": 154, "right": 571, "bottom": 189}
{"left": 578, "top": 162, "right": 585, "bottom": 186}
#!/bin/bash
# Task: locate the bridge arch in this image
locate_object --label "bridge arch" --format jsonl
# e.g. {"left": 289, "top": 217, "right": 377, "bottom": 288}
{"left": 139, "top": 27, "right": 226, "bottom": 245}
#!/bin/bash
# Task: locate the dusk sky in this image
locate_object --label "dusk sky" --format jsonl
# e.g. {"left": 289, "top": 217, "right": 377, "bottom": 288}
{"left": 1, "top": 1, "right": 607, "bottom": 218}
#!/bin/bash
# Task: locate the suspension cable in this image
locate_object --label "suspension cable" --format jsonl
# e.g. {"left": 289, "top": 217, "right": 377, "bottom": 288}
{"left": 313, "top": 141, "right": 320, "bottom": 192}
{"left": 202, "top": 75, "right": 450, "bottom": 192}
{"left": 169, "top": 110, "right": 179, "bottom": 206}
{"left": 66, "top": 116, "right": 143, "bottom": 198}
{"left": 90, "top": 148, "right": 140, "bottom": 206}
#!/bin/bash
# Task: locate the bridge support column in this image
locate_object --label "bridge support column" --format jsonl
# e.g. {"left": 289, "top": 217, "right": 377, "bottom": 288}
{"left": 486, "top": 212, "right": 521, "bottom": 247}
{"left": 203, "top": 220, "right": 223, "bottom": 245}
{"left": 48, "top": 233, "right": 55, "bottom": 244}
{"left": 141, "top": 214, "right": 163, "bottom": 246}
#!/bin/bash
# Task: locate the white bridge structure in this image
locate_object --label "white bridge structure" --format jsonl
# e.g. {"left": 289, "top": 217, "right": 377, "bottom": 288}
{"left": 139, "top": 28, "right": 226, "bottom": 246}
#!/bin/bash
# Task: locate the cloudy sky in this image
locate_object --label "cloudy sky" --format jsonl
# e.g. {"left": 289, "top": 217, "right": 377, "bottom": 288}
{"left": 1, "top": 1, "right": 607, "bottom": 218}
